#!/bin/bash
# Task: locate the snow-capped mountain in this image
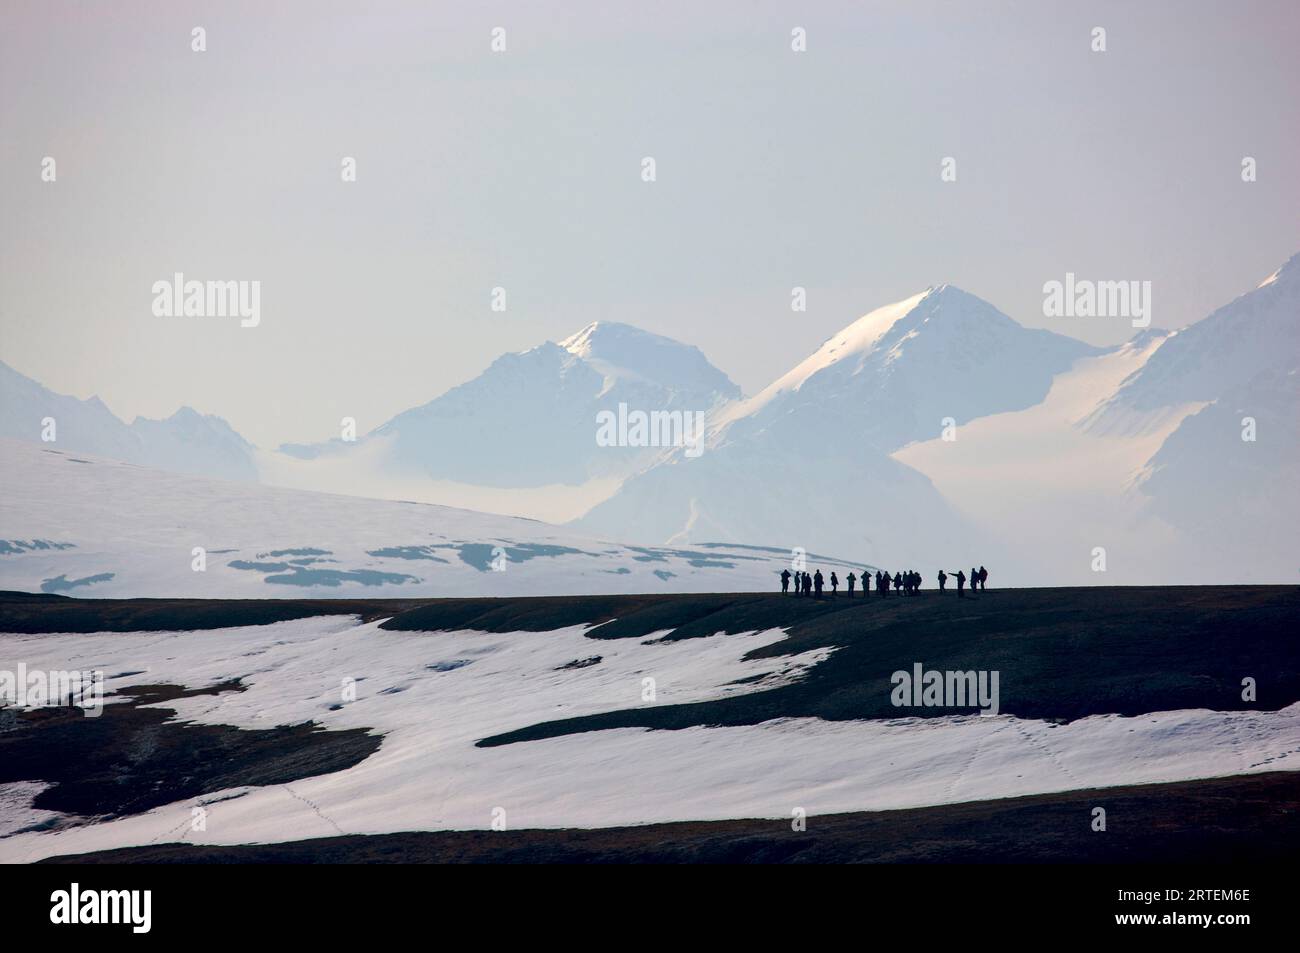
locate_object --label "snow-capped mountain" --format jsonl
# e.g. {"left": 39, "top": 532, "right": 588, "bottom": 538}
{"left": 5, "top": 254, "right": 1294, "bottom": 586}
{"left": 1118, "top": 255, "right": 1300, "bottom": 557}
{"left": 371, "top": 321, "right": 738, "bottom": 484}
{"left": 0, "top": 360, "right": 257, "bottom": 482}
{"left": 0, "top": 437, "right": 863, "bottom": 598}
{"left": 574, "top": 286, "right": 1098, "bottom": 566}
{"left": 719, "top": 285, "right": 1100, "bottom": 453}
{"left": 1092, "top": 253, "right": 1299, "bottom": 422}
{"left": 263, "top": 322, "right": 741, "bottom": 521}
{"left": 895, "top": 251, "right": 1300, "bottom": 584}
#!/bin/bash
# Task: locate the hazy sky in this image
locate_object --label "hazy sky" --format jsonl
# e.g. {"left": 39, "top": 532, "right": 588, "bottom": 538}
{"left": 2, "top": 0, "right": 1297, "bottom": 447}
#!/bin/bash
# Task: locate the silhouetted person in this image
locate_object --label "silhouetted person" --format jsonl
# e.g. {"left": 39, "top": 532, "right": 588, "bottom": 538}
{"left": 861, "top": 571, "right": 870, "bottom": 594}
{"left": 781, "top": 568, "right": 791, "bottom": 594}
{"left": 978, "top": 566, "right": 988, "bottom": 591}
{"left": 847, "top": 572, "right": 856, "bottom": 596}
{"left": 880, "top": 571, "right": 890, "bottom": 597}
{"left": 813, "top": 570, "right": 824, "bottom": 598}
{"left": 971, "top": 567, "right": 979, "bottom": 596}
{"left": 938, "top": 569, "right": 947, "bottom": 591}
{"left": 830, "top": 572, "right": 839, "bottom": 596}
{"left": 893, "top": 571, "right": 903, "bottom": 593}
{"left": 803, "top": 572, "right": 812, "bottom": 596}
{"left": 955, "top": 569, "right": 966, "bottom": 597}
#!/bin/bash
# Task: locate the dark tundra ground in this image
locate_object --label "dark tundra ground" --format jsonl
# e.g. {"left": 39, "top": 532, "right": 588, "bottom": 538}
{"left": 2, "top": 586, "right": 1298, "bottom": 863}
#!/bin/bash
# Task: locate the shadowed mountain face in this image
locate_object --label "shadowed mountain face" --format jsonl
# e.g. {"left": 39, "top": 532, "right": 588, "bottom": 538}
{"left": 0, "top": 361, "right": 257, "bottom": 482}
{"left": 280, "top": 321, "right": 741, "bottom": 488}
{"left": 1138, "top": 367, "right": 1300, "bottom": 552}
{"left": 1104, "top": 255, "right": 1300, "bottom": 559}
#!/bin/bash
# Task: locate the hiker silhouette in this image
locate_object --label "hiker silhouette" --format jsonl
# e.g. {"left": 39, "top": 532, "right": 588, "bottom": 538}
{"left": 830, "top": 572, "right": 839, "bottom": 596}
{"left": 955, "top": 569, "right": 967, "bottom": 596}
{"left": 938, "top": 569, "right": 947, "bottom": 591}
{"left": 847, "top": 572, "right": 856, "bottom": 595}
{"left": 978, "top": 565, "right": 988, "bottom": 590}
{"left": 781, "top": 568, "right": 791, "bottom": 594}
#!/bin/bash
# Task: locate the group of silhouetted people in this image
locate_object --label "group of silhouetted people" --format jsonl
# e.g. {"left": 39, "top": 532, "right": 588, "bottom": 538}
{"left": 937, "top": 565, "right": 988, "bottom": 596}
{"left": 782, "top": 564, "right": 988, "bottom": 598}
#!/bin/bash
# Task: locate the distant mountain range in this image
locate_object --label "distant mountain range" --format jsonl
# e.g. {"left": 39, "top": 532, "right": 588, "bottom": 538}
{"left": 3, "top": 252, "right": 1296, "bottom": 584}
{"left": 575, "top": 285, "right": 1101, "bottom": 567}
{"left": 0, "top": 363, "right": 257, "bottom": 482}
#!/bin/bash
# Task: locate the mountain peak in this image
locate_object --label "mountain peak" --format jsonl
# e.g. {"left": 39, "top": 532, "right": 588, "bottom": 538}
{"left": 559, "top": 321, "right": 676, "bottom": 358}
{"left": 717, "top": 283, "right": 1096, "bottom": 446}
{"left": 556, "top": 321, "right": 740, "bottom": 400}
{"left": 1258, "top": 250, "right": 1300, "bottom": 289}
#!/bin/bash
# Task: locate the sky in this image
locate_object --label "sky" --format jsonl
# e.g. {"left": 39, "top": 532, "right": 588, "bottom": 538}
{"left": 2, "top": 0, "right": 1297, "bottom": 448}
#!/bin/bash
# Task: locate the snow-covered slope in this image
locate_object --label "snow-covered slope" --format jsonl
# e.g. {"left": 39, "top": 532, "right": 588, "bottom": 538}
{"left": 0, "top": 361, "right": 257, "bottom": 482}
{"left": 1091, "top": 253, "right": 1299, "bottom": 422}
{"left": 895, "top": 332, "right": 1198, "bottom": 584}
{"left": 575, "top": 286, "right": 1096, "bottom": 566}
{"left": 895, "top": 252, "right": 1300, "bottom": 584}
{"left": 3, "top": 613, "right": 1296, "bottom": 861}
{"left": 0, "top": 438, "right": 862, "bottom": 598}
